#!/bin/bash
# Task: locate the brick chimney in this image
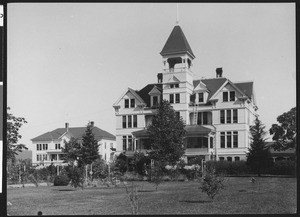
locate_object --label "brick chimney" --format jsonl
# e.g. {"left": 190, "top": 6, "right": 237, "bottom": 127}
{"left": 216, "top": 67, "right": 223, "bottom": 78}
{"left": 65, "top": 123, "right": 69, "bottom": 132}
{"left": 157, "top": 73, "right": 163, "bottom": 83}
{"left": 90, "top": 121, "right": 94, "bottom": 127}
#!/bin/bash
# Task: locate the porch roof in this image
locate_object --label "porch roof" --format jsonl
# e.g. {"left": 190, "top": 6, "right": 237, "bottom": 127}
{"left": 132, "top": 125, "right": 212, "bottom": 139}
{"left": 185, "top": 125, "right": 212, "bottom": 137}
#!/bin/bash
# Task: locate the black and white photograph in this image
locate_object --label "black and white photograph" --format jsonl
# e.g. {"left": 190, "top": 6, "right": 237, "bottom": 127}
{"left": 6, "top": 2, "right": 296, "bottom": 215}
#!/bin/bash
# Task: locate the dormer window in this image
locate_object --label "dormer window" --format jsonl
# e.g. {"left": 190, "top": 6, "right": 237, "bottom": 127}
{"left": 223, "top": 91, "right": 235, "bottom": 102}
{"left": 198, "top": 93, "right": 204, "bottom": 103}
{"left": 230, "top": 91, "right": 235, "bottom": 101}
{"left": 170, "top": 83, "right": 179, "bottom": 88}
{"left": 125, "top": 98, "right": 135, "bottom": 108}
{"left": 223, "top": 92, "right": 228, "bottom": 102}
{"left": 130, "top": 99, "right": 135, "bottom": 108}
{"left": 152, "top": 96, "right": 158, "bottom": 107}
{"left": 125, "top": 99, "right": 129, "bottom": 108}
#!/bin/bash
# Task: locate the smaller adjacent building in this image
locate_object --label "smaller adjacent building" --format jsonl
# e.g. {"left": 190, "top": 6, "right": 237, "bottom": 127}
{"left": 266, "top": 142, "right": 296, "bottom": 162}
{"left": 31, "top": 122, "right": 116, "bottom": 166}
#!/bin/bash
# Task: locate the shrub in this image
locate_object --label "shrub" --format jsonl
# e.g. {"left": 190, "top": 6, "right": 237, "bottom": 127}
{"left": 122, "top": 172, "right": 140, "bottom": 181}
{"left": 267, "top": 160, "right": 296, "bottom": 176}
{"left": 199, "top": 167, "right": 225, "bottom": 200}
{"left": 206, "top": 160, "right": 251, "bottom": 176}
{"left": 53, "top": 174, "right": 70, "bottom": 186}
{"left": 65, "top": 166, "right": 85, "bottom": 189}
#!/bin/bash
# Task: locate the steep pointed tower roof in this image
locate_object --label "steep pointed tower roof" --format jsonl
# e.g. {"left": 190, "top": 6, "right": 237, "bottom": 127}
{"left": 160, "top": 25, "right": 195, "bottom": 58}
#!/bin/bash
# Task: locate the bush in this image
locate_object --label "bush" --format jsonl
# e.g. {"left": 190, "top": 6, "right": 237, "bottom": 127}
{"left": 53, "top": 174, "right": 70, "bottom": 186}
{"left": 65, "top": 166, "right": 85, "bottom": 189}
{"left": 267, "top": 160, "right": 296, "bottom": 176}
{"left": 206, "top": 160, "right": 251, "bottom": 176}
{"left": 199, "top": 167, "right": 225, "bottom": 200}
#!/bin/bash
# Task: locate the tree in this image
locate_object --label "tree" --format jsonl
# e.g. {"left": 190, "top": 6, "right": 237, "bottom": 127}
{"left": 246, "top": 117, "right": 272, "bottom": 176}
{"left": 61, "top": 137, "right": 82, "bottom": 166}
{"left": 269, "top": 107, "right": 296, "bottom": 151}
{"left": 147, "top": 100, "right": 186, "bottom": 165}
{"left": 80, "top": 124, "right": 100, "bottom": 166}
{"left": 7, "top": 107, "right": 28, "bottom": 161}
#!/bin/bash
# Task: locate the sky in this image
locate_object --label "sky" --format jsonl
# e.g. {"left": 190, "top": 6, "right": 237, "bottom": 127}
{"left": 7, "top": 3, "right": 296, "bottom": 151}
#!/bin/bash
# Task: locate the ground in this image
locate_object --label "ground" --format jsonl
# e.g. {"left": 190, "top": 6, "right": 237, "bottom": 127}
{"left": 7, "top": 177, "right": 297, "bottom": 215}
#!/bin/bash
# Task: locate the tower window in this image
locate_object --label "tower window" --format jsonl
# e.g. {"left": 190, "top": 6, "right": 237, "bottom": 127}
{"left": 198, "top": 93, "right": 204, "bottom": 103}
{"left": 175, "top": 94, "right": 180, "bottom": 103}
{"left": 169, "top": 94, "right": 174, "bottom": 103}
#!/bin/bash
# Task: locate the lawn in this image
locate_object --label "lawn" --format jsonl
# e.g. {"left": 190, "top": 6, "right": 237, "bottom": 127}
{"left": 7, "top": 177, "right": 297, "bottom": 215}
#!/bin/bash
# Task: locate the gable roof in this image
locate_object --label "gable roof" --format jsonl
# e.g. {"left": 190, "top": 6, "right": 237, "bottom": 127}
{"left": 31, "top": 126, "right": 116, "bottom": 142}
{"left": 194, "top": 78, "right": 227, "bottom": 100}
{"left": 113, "top": 87, "right": 146, "bottom": 107}
{"left": 137, "top": 83, "right": 162, "bottom": 107}
{"left": 160, "top": 25, "right": 195, "bottom": 58}
{"left": 234, "top": 82, "right": 254, "bottom": 99}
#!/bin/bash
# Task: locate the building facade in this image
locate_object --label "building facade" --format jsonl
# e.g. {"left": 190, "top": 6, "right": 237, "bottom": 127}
{"left": 31, "top": 122, "right": 116, "bottom": 166}
{"left": 113, "top": 24, "right": 258, "bottom": 162}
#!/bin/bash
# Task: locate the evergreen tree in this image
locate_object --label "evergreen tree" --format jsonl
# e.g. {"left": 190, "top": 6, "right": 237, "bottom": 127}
{"left": 246, "top": 117, "right": 272, "bottom": 176}
{"left": 147, "top": 100, "right": 186, "bottom": 165}
{"left": 81, "top": 123, "right": 100, "bottom": 166}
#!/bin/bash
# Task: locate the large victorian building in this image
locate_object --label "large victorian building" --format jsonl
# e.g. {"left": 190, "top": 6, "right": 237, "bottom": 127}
{"left": 113, "top": 24, "right": 258, "bottom": 162}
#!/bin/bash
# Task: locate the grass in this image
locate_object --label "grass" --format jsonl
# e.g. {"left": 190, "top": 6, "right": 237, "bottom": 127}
{"left": 7, "top": 177, "right": 297, "bottom": 215}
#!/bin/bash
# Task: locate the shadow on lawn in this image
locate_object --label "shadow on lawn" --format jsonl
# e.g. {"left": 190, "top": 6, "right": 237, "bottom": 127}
{"left": 180, "top": 200, "right": 212, "bottom": 204}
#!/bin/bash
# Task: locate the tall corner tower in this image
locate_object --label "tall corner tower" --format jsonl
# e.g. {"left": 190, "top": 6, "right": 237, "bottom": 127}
{"left": 160, "top": 24, "right": 195, "bottom": 123}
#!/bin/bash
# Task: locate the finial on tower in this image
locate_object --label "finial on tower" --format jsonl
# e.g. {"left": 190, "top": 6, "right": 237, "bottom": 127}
{"left": 176, "top": 3, "right": 179, "bottom": 25}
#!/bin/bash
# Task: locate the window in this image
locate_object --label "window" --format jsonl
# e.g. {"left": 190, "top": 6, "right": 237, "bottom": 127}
{"left": 105, "top": 143, "right": 106, "bottom": 149}
{"left": 110, "top": 143, "right": 113, "bottom": 149}
{"left": 223, "top": 92, "right": 228, "bottom": 102}
{"left": 123, "top": 136, "right": 127, "bottom": 151}
{"left": 220, "top": 109, "right": 238, "bottom": 124}
{"left": 234, "top": 156, "right": 240, "bottom": 161}
{"left": 230, "top": 91, "right": 235, "bottom": 101}
{"left": 128, "top": 115, "right": 132, "bottom": 128}
{"left": 169, "top": 94, "right": 174, "bottom": 103}
{"left": 175, "top": 93, "right": 180, "bottom": 103}
{"left": 227, "top": 110, "right": 231, "bottom": 123}
{"left": 37, "top": 154, "right": 41, "bottom": 161}
{"left": 130, "top": 99, "right": 135, "bottom": 108}
{"left": 122, "top": 115, "right": 137, "bottom": 128}
{"left": 203, "top": 112, "right": 208, "bottom": 125}
{"left": 197, "top": 112, "right": 202, "bottom": 125}
{"left": 122, "top": 116, "right": 127, "bottom": 128}
{"left": 227, "top": 157, "right": 232, "bottom": 162}
{"left": 125, "top": 99, "right": 129, "bottom": 108}
{"left": 220, "top": 132, "right": 225, "bottom": 148}
{"left": 233, "top": 131, "right": 238, "bottom": 148}
{"left": 133, "top": 115, "right": 137, "bottom": 128}
{"left": 43, "top": 154, "right": 47, "bottom": 161}
{"left": 170, "top": 83, "right": 179, "bottom": 88}
{"left": 153, "top": 96, "right": 158, "bottom": 106}
{"left": 198, "top": 93, "right": 204, "bottom": 103}
{"left": 210, "top": 137, "right": 214, "bottom": 149}
{"left": 219, "top": 157, "right": 225, "bottom": 161}
{"left": 186, "top": 137, "right": 208, "bottom": 148}
{"left": 55, "top": 144, "right": 61, "bottom": 150}
{"left": 37, "top": 144, "right": 41, "bottom": 151}
{"left": 220, "top": 110, "right": 225, "bottom": 124}
{"left": 105, "top": 154, "right": 107, "bottom": 160}
{"left": 42, "top": 144, "right": 48, "bottom": 150}
{"left": 128, "top": 136, "right": 133, "bottom": 151}
{"left": 227, "top": 132, "right": 232, "bottom": 148}
{"left": 233, "top": 109, "right": 238, "bottom": 123}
